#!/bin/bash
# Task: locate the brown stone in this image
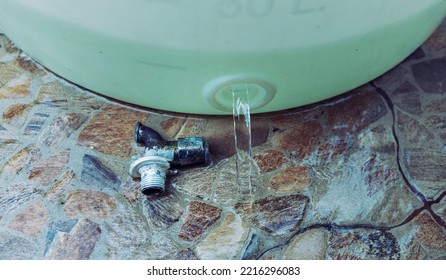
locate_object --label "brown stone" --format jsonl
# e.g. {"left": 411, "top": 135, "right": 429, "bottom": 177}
{"left": 414, "top": 212, "right": 446, "bottom": 250}
{"left": 161, "top": 117, "right": 186, "bottom": 138}
{"left": 29, "top": 150, "right": 70, "bottom": 186}
{"left": 251, "top": 194, "right": 309, "bottom": 236}
{"left": 269, "top": 106, "right": 323, "bottom": 130}
{"left": 1, "top": 144, "right": 41, "bottom": 175}
{"left": 0, "top": 62, "right": 22, "bottom": 86}
{"left": 64, "top": 190, "right": 116, "bottom": 219}
{"left": 45, "top": 170, "right": 76, "bottom": 201}
{"left": 424, "top": 98, "right": 446, "bottom": 113}
{"left": 397, "top": 111, "right": 435, "bottom": 146}
{"left": 8, "top": 200, "right": 49, "bottom": 237}
{"left": 143, "top": 191, "right": 184, "bottom": 229}
{"left": 317, "top": 137, "right": 354, "bottom": 163}
{"left": 391, "top": 211, "right": 446, "bottom": 259}
{"left": 45, "top": 218, "right": 101, "bottom": 260}
{"left": 426, "top": 20, "right": 446, "bottom": 52}
{"left": 196, "top": 213, "right": 249, "bottom": 259}
{"left": 284, "top": 229, "right": 328, "bottom": 260}
{"left": 272, "top": 120, "right": 323, "bottom": 158}
{"left": 0, "top": 75, "right": 31, "bottom": 100}
{"left": 178, "top": 201, "right": 222, "bottom": 242}
{"left": 15, "top": 55, "right": 44, "bottom": 75}
{"left": 326, "top": 90, "right": 387, "bottom": 134}
{"left": 0, "top": 138, "right": 21, "bottom": 166}
{"left": 78, "top": 105, "right": 147, "bottom": 158}
{"left": 327, "top": 229, "right": 400, "bottom": 260}
{"left": 403, "top": 148, "right": 446, "bottom": 199}
{"left": 2, "top": 103, "right": 32, "bottom": 125}
{"left": 36, "top": 81, "right": 69, "bottom": 109}
{"left": 253, "top": 150, "right": 287, "bottom": 173}
{"left": 269, "top": 165, "right": 310, "bottom": 192}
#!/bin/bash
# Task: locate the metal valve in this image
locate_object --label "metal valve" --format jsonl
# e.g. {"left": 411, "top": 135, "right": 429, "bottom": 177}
{"left": 129, "top": 122, "right": 209, "bottom": 195}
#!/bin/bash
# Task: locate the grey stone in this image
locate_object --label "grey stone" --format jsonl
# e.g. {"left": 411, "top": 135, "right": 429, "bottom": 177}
{"left": 24, "top": 112, "right": 50, "bottom": 136}
{"left": 105, "top": 201, "right": 151, "bottom": 259}
{"left": 143, "top": 190, "right": 184, "bottom": 229}
{"left": 403, "top": 148, "right": 446, "bottom": 200}
{"left": 173, "top": 248, "right": 198, "bottom": 260}
{"left": 0, "top": 231, "right": 38, "bottom": 259}
{"left": 81, "top": 154, "right": 121, "bottom": 192}
{"left": 327, "top": 229, "right": 400, "bottom": 260}
{"left": 0, "top": 183, "right": 40, "bottom": 219}
{"left": 283, "top": 228, "right": 328, "bottom": 260}
{"left": 45, "top": 219, "right": 78, "bottom": 254}
{"left": 45, "top": 218, "right": 101, "bottom": 260}
{"left": 305, "top": 150, "right": 422, "bottom": 227}
{"left": 196, "top": 213, "right": 249, "bottom": 260}
{"left": 412, "top": 57, "right": 446, "bottom": 93}
{"left": 39, "top": 112, "right": 88, "bottom": 148}
{"left": 397, "top": 111, "right": 436, "bottom": 147}
{"left": 251, "top": 194, "right": 309, "bottom": 236}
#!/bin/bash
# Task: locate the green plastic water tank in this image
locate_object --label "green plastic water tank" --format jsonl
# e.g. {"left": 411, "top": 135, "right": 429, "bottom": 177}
{"left": 0, "top": 0, "right": 445, "bottom": 114}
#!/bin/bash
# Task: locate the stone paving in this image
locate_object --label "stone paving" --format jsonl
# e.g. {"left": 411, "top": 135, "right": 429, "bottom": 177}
{"left": 0, "top": 20, "right": 446, "bottom": 260}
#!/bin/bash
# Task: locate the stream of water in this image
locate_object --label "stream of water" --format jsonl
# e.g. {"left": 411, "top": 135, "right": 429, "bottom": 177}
{"left": 232, "top": 85, "right": 254, "bottom": 200}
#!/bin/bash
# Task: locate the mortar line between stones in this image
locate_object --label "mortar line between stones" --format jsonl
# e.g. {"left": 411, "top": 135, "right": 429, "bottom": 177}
{"left": 371, "top": 81, "right": 446, "bottom": 230}
{"left": 370, "top": 82, "right": 428, "bottom": 202}
{"left": 255, "top": 222, "right": 392, "bottom": 260}
{"left": 431, "top": 190, "right": 446, "bottom": 205}
{"left": 256, "top": 83, "right": 446, "bottom": 259}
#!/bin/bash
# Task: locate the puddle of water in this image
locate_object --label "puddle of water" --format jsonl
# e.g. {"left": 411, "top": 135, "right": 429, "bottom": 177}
{"left": 232, "top": 84, "right": 254, "bottom": 201}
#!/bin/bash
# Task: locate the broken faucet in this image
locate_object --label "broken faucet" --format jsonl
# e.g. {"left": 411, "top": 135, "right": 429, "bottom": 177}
{"left": 129, "top": 122, "right": 209, "bottom": 195}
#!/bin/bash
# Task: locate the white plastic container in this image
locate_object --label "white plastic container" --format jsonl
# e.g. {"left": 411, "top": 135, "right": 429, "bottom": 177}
{"left": 1, "top": 0, "right": 445, "bottom": 114}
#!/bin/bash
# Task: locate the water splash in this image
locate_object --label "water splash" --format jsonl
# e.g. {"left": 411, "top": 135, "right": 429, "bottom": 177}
{"left": 232, "top": 84, "right": 254, "bottom": 200}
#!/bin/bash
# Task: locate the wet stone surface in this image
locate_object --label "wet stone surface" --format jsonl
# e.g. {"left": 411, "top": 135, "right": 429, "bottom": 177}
{"left": 143, "top": 190, "right": 184, "bottom": 229}
{"left": 1, "top": 19, "right": 446, "bottom": 260}
{"left": 327, "top": 229, "right": 400, "bottom": 260}
{"left": 196, "top": 213, "right": 249, "bottom": 260}
{"left": 250, "top": 194, "right": 309, "bottom": 236}
{"left": 178, "top": 201, "right": 222, "bottom": 242}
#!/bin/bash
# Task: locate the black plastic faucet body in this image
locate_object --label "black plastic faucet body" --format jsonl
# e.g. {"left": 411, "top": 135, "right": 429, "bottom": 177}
{"left": 134, "top": 122, "right": 209, "bottom": 166}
